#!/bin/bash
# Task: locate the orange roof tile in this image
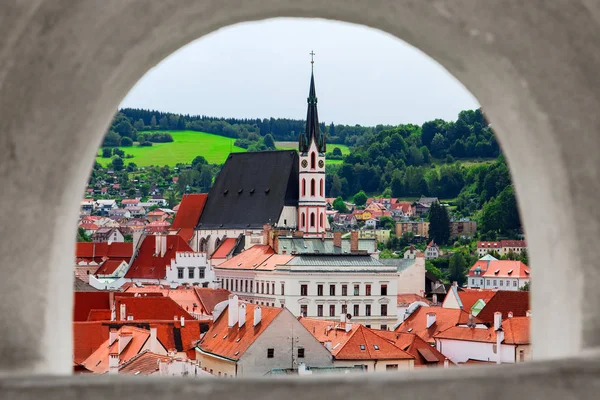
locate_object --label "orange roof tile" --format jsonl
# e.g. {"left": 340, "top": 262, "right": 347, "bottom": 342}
{"left": 298, "top": 317, "right": 358, "bottom": 356}
{"left": 73, "top": 292, "right": 111, "bottom": 322}
{"left": 114, "top": 296, "right": 194, "bottom": 321}
{"left": 216, "top": 245, "right": 276, "bottom": 270}
{"left": 194, "top": 288, "right": 232, "bottom": 315}
{"left": 374, "top": 330, "right": 450, "bottom": 367}
{"left": 334, "top": 325, "right": 413, "bottom": 361}
{"left": 73, "top": 322, "right": 109, "bottom": 364}
{"left": 155, "top": 320, "right": 204, "bottom": 353}
{"left": 502, "top": 316, "right": 531, "bottom": 345}
{"left": 82, "top": 326, "right": 150, "bottom": 373}
{"left": 396, "top": 307, "right": 479, "bottom": 345}
{"left": 433, "top": 316, "right": 530, "bottom": 345}
{"left": 199, "top": 303, "right": 283, "bottom": 361}
{"left": 95, "top": 259, "right": 125, "bottom": 275}
{"left": 397, "top": 293, "right": 431, "bottom": 306}
{"left": 118, "top": 351, "right": 171, "bottom": 375}
{"left": 468, "top": 259, "right": 530, "bottom": 279}
{"left": 170, "top": 194, "right": 207, "bottom": 242}
{"left": 87, "top": 309, "right": 112, "bottom": 321}
{"left": 211, "top": 238, "right": 237, "bottom": 259}
{"left": 456, "top": 290, "right": 497, "bottom": 310}
{"left": 476, "top": 291, "right": 530, "bottom": 323}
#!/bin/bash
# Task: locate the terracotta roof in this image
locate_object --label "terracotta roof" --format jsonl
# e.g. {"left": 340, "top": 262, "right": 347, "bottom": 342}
{"left": 477, "top": 241, "right": 501, "bottom": 249}
{"left": 199, "top": 303, "right": 283, "bottom": 361}
{"left": 118, "top": 350, "right": 170, "bottom": 375}
{"left": 75, "top": 242, "right": 133, "bottom": 262}
{"left": 334, "top": 325, "right": 413, "bottom": 361}
{"left": 121, "top": 199, "right": 140, "bottom": 205}
{"left": 124, "top": 235, "right": 192, "bottom": 279}
{"left": 500, "top": 240, "right": 527, "bottom": 248}
{"left": 170, "top": 194, "right": 207, "bottom": 242}
{"left": 194, "top": 288, "right": 232, "bottom": 315}
{"left": 434, "top": 316, "right": 530, "bottom": 345}
{"left": 87, "top": 309, "right": 112, "bottom": 321}
{"left": 397, "top": 294, "right": 431, "bottom": 307}
{"left": 455, "top": 290, "right": 497, "bottom": 310}
{"left": 396, "top": 307, "right": 479, "bottom": 344}
{"left": 155, "top": 320, "right": 204, "bottom": 353}
{"left": 73, "top": 322, "right": 109, "bottom": 364}
{"left": 476, "top": 291, "right": 530, "bottom": 323}
{"left": 115, "top": 296, "right": 194, "bottom": 321}
{"left": 375, "top": 330, "right": 449, "bottom": 367}
{"left": 468, "top": 260, "right": 530, "bottom": 279}
{"left": 73, "top": 292, "right": 111, "bottom": 322}
{"left": 95, "top": 259, "right": 125, "bottom": 275}
{"left": 74, "top": 266, "right": 99, "bottom": 283}
{"left": 148, "top": 210, "right": 167, "bottom": 216}
{"left": 216, "top": 245, "right": 274, "bottom": 270}
{"left": 73, "top": 277, "right": 99, "bottom": 291}
{"left": 298, "top": 317, "right": 358, "bottom": 356}
{"left": 502, "top": 316, "right": 531, "bottom": 344}
{"left": 211, "top": 238, "right": 237, "bottom": 259}
{"left": 82, "top": 326, "right": 150, "bottom": 373}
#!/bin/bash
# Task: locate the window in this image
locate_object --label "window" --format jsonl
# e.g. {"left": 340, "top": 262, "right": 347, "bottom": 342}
{"left": 256, "top": 281, "right": 259, "bottom": 293}
{"left": 198, "top": 268, "right": 205, "bottom": 279}
{"left": 342, "top": 285, "right": 348, "bottom": 296}
{"left": 267, "top": 348, "right": 274, "bottom": 358}
{"left": 177, "top": 268, "right": 184, "bottom": 279}
{"left": 300, "top": 284, "right": 308, "bottom": 296}
{"left": 519, "top": 349, "right": 525, "bottom": 362}
{"left": 317, "top": 284, "right": 323, "bottom": 296}
{"left": 317, "top": 304, "right": 323, "bottom": 317}
{"left": 301, "top": 212, "right": 305, "bottom": 227}
{"left": 359, "top": 345, "right": 366, "bottom": 351}
{"left": 365, "top": 284, "right": 371, "bottom": 296}
{"left": 386, "top": 364, "right": 398, "bottom": 371}
{"left": 245, "top": 280, "right": 248, "bottom": 292}
{"left": 261, "top": 282, "right": 265, "bottom": 294}
{"left": 272, "top": 283, "right": 275, "bottom": 294}
{"left": 188, "top": 268, "right": 194, "bottom": 279}
{"left": 311, "top": 179, "right": 315, "bottom": 196}
{"left": 487, "top": 279, "right": 490, "bottom": 286}
{"left": 329, "top": 284, "right": 336, "bottom": 296}
{"left": 281, "top": 283, "right": 285, "bottom": 295}
{"left": 381, "top": 324, "right": 388, "bottom": 331}
{"left": 320, "top": 213, "right": 323, "bottom": 228}
{"left": 329, "top": 304, "right": 336, "bottom": 317}
{"left": 341, "top": 304, "right": 347, "bottom": 315}
{"left": 500, "top": 280, "right": 504, "bottom": 286}
{"left": 353, "top": 304, "right": 359, "bottom": 316}
{"left": 380, "top": 284, "right": 388, "bottom": 296}
{"left": 300, "top": 305, "right": 308, "bottom": 317}
{"left": 481, "top": 279, "right": 484, "bottom": 285}
{"left": 311, "top": 152, "right": 316, "bottom": 169}
{"left": 298, "top": 348, "right": 305, "bottom": 358}
{"left": 471, "top": 278, "right": 475, "bottom": 285}
{"left": 493, "top": 280, "right": 497, "bottom": 286}
{"left": 310, "top": 213, "right": 315, "bottom": 227}
{"left": 354, "top": 284, "right": 360, "bottom": 296}
{"left": 373, "top": 344, "right": 380, "bottom": 350}
{"left": 266, "top": 283, "right": 270, "bottom": 294}
{"left": 302, "top": 179, "right": 306, "bottom": 196}
{"left": 381, "top": 304, "right": 388, "bottom": 316}
{"left": 320, "top": 179, "right": 324, "bottom": 196}
{"left": 365, "top": 304, "right": 371, "bottom": 316}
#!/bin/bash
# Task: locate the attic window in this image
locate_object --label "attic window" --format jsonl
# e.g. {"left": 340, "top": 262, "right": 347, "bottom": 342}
{"left": 236, "top": 338, "right": 241, "bottom": 342}
{"left": 265, "top": 188, "right": 270, "bottom": 194}
{"left": 250, "top": 188, "right": 255, "bottom": 194}
{"left": 223, "top": 335, "right": 228, "bottom": 339}
{"left": 234, "top": 351, "right": 239, "bottom": 356}
{"left": 213, "top": 334, "right": 217, "bottom": 338}
{"left": 507, "top": 269, "right": 513, "bottom": 274}
{"left": 373, "top": 345, "right": 380, "bottom": 350}
{"left": 238, "top": 189, "right": 243, "bottom": 194}
{"left": 494, "top": 269, "right": 500, "bottom": 274}
{"left": 223, "top": 190, "right": 228, "bottom": 195}
{"left": 359, "top": 344, "right": 366, "bottom": 351}
{"left": 407, "top": 328, "right": 413, "bottom": 332}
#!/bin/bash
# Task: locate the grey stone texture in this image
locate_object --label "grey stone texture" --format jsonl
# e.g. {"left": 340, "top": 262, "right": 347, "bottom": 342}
{"left": 1, "top": 0, "right": 599, "bottom": 397}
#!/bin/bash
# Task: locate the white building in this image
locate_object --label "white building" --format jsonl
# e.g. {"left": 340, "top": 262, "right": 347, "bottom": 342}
{"left": 467, "top": 256, "right": 530, "bottom": 291}
{"left": 425, "top": 240, "right": 440, "bottom": 259}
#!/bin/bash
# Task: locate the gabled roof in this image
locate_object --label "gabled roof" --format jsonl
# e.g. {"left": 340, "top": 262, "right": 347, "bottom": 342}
{"left": 198, "top": 303, "right": 283, "bottom": 361}
{"left": 433, "top": 316, "right": 530, "bottom": 345}
{"left": 500, "top": 240, "right": 527, "bottom": 248}
{"left": 215, "top": 245, "right": 281, "bottom": 270}
{"left": 95, "top": 259, "right": 126, "bottom": 275}
{"left": 298, "top": 317, "right": 358, "bottom": 356}
{"left": 73, "top": 292, "right": 111, "bottom": 322}
{"left": 197, "top": 150, "right": 299, "bottom": 229}
{"left": 73, "top": 322, "right": 110, "bottom": 364}
{"left": 87, "top": 309, "right": 112, "bottom": 321}
{"left": 194, "top": 288, "right": 232, "bottom": 315}
{"left": 455, "top": 290, "right": 497, "bottom": 310}
{"left": 334, "top": 325, "right": 413, "bottom": 361}
{"left": 397, "top": 293, "right": 431, "bottom": 307}
{"left": 211, "top": 238, "right": 238, "bottom": 259}
{"left": 114, "top": 296, "right": 194, "bottom": 321}
{"left": 170, "top": 194, "right": 207, "bottom": 242}
{"left": 396, "top": 307, "right": 479, "bottom": 344}
{"left": 73, "top": 277, "right": 99, "bottom": 292}
{"left": 476, "top": 291, "right": 530, "bottom": 323}
{"left": 124, "top": 235, "right": 192, "bottom": 279}
{"left": 374, "top": 330, "right": 450, "bottom": 367}
{"left": 82, "top": 326, "right": 150, "bottom": 373}
{"left": 118, "top": 350, "right": 170, "bottom": 375}
{"left": 468, "top": 260, "right": 530, "bottom": 279}
{"left": 502, "top": 316, "right": 531, "bottom": 344}
{"left": 75, "top": 242, "right": 133, "bottom": 261}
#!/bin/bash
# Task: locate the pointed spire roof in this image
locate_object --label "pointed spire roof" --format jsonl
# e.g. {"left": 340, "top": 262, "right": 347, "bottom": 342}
{"left": 299, "top": 63, "right": 326, "bottom": 153}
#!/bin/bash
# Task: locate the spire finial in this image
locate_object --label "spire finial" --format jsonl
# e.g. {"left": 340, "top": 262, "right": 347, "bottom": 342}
{"left": 310, "top": 50, "right": 315, "bottom": 71}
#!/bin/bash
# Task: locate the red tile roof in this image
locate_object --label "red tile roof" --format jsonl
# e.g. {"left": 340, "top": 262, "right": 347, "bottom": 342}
{"left": 94, "top": 259, "right": 125, "bottom": 275}
{"left": 476, "top": 291, "right": 530, "bottom": 323}
{"left": 155, "top": 320, "right": 204, "bottom": 353}
{"left": 455, "top": 290, "right": 497, "bottom": 310}
{"left": 500, "top": 240, "right": 527, "bottom": 248}
{"left": 395, "top": 307, "right": 479, "bottom": 344}
{"left": 75, "top": 242, "right": 133, "bottom": 263}
{"left": 73, "top": 322, "right": 109, "bottom": 364}
{"left": 397, "top": 293, "right": 431, "bottom": 307}
{"left": 298, "top": 317, "right": 358, "bottom": 356}
{"left": 211, "top": 238, "right": 237, "bottom": 259}
{"left": 477, "top": 241, "right": 501, "bottom": 249}
{"left": 433, "top": 316, "right": 530, "bottom": 345}
{"left": 374, "top": 330, "right": 450, "bottom": 367}
{"left": 73, "top": 292, "right": 111, "bottom": 322}
{"left": 199, "top": 303, "right": 283, "bottom": 361}
{"left": 124, "top": 235, "right": 192, "bottom": 279}
{"left": 468, "top": 260, "right": 530, "bottom": 279}
{"left": 118, "top": 350, "right": 170, "bottom": 375}
{"left": 74, "top": 266, "right": 100, "bottom": 284}
{"left": 170, "top": 194, "right": 207, "bottom": 242}
{"left": 334, "top": 325, "right": 413, "bottom": 361}
{"left": 87, "top": 309, "right": 112, "bottom": 321}
{"left": 82, "top": 326, "right": 150, "bottom": 373}
{"left": 114, "top": 296, "right": 194, "bottom": 321}
{"left": 215, "top": 245, "right": 292, "bottom": 271}
{"left": 502, "top": 316, "right": 531, "bottom": 345}
{"left": 194, "top": 288, "right": 232, "bottom": 315}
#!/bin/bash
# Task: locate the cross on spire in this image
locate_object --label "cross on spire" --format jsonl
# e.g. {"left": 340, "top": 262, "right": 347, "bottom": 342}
{"left": 310, "top": 50, "right": 315, "bottom": 70}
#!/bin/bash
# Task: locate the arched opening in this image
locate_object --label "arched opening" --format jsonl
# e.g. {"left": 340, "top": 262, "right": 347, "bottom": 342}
{"left": 310, "top": 152, "right": 316, "bottom": 169}
{"left": 320, "top": 179, "right": 324, "bottom": 197}
{"left": 301, "top": 212, "right": 305, "bottom": 228}
{"left": 319, "top": 212, "right": 324, "bottom": 228}
{"left": 310, "top": 178, "right": 315, "bottom": 196}
{"left": 310, "top": 212, "right": 315, "bottom": 228}
{"left": 302, "top": 178, "right": 306, "bottom": 197}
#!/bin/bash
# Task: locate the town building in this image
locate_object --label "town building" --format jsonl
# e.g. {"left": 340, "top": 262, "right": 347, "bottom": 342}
{"left": 425, "top": 240, "right": 440, "bottom": 259}
{"left": 196, "top": 296, "right": 333, "bottom": 377}
{"left": 467, "top": 255, "right": 530, "bottom": 291}
{"left": 449, "top": 219, "right": 477, "bottom": 238}
{"left": 395, "top": 306, "right": 478, "bottom": 345}
{"left": 92, "top": 227, "right": 125, "bottom": 244}
{"left": 441, "top": 285, "right": 497, "bottom": 316}
{"left": 475, "top": 291, "right": 530, "bottom": 324}
{"left": 477, "top": 240, "right": 527, "bottom": 257}
{"left": 395, "top": 220, "right": 429, "bottom": 238}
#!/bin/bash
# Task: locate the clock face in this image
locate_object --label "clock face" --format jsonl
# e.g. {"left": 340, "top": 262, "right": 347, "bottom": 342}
{"left": 301, "top": 159, "right": 308, "bottom": 168}
{"left": 318, "top": 160, "right": 324, "bottom": 168}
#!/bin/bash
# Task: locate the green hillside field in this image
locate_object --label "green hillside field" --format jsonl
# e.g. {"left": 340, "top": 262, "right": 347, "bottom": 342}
{"left": 96, "top": 130, "right": 247, "bottom": 167}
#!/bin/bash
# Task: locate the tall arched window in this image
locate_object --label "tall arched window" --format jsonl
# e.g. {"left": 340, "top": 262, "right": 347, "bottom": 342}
{"left": 320, "top": 179, "right": 324, "bottom": 197}
{"left": 301, "top": 212, "right": 305, "bottom": 227}
{"left": 302, "top": 179, "right": 306, "bottom": 196}
{"left": 311, "top": 179, "right": 315, "bottom": 196}
{"left": 320, "top": 212, "right": 324, "bottom": 228}
{"left": 311, "top": 152, "right": 316, "bottom": 169}
{"left": 310, "top": 212, "right": 315, "bottom": 227}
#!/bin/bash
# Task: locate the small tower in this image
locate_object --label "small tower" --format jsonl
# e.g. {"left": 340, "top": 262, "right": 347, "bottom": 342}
{"left": 298, "top": 52, "right": 327, "bottom": 236}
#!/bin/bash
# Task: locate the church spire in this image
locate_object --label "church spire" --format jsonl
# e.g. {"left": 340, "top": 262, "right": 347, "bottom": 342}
{"left": 299, "top": 51, "right": 326, "bottom": 153}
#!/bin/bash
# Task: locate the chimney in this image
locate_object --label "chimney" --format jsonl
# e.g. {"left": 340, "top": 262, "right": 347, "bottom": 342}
{"left": 324, "top": 341, "right": 332, "bottom": 351}
{"left": 253, "top": 305, "right": 262, "bottom": 326}
{"left": 108, "top": 352, "right": 119, "bottom": 374}
{"left": 161, "top": 235, "right": 167, "bottom": 257}
{"left": 263, "top": 224, "right": 272, "bottom": 245}
{"left": 180, "top": 316, "right": 185, "bottom": 327}
{"left": 119, "top": 303, "right": 126, "bottom": 321}
{"left": 345, "top": 322, "right": 353, "bottom": 333}
{"left": 109, "top": 328, "right": 118, "bottom": 346}
{"left": 493, "top": 312, "right": 502, "bottom": 331}
{"left": 155, "top": 234, "right": 161, "bottom": 256}
{"left": 426, "top": 312, "right": 436, "bottom": 329}
{"left": 432, "top": 294, "right": 438, "bottom": 305}
{"left": 227, "top": 295, "right": 239, "bottom": 328}
{"left": 452, "top": 281, "right": 458, "bottom": 288}
{"left": 443, "top": 358, "right": 449, "bottom": 369}
{"left": 526, "top": 310, "right": 531, "bottom": 317}
{"left": 238, "top": 303, "right": 247, "bottom": 328}
{"left": 118, "top": 332, "right": 133, "bottom": 354}
{"left": 496, "top": 329, "right": 505, "bottom": 365}
{"left": 350, "top": 231, "right": 359, "bottom": 252}
{"left": 508, "top": 311, "right": 514, "bottom": 319}
{"left": 150, "top": 325, "right": 159, "bottom": 353}
{"left": 333, "top": 232, "right": 342, "bottom": 248}
{"left": 339, "top": 313, "right": 346, "bottom": 323}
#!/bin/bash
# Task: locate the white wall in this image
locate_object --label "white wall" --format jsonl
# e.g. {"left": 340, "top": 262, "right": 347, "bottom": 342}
{"left": 435, "top": 338, "right": 516, "bottom": 364}
{"left": 165, "top": 251, "right": 214, "bottom": 287}
{"left": 396, "top": 257, "right": 425, "bottom": 295}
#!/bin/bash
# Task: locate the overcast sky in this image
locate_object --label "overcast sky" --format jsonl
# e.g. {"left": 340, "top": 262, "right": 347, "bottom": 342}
{"left": 121, "top": 18, "right": 479, "bottom": 127}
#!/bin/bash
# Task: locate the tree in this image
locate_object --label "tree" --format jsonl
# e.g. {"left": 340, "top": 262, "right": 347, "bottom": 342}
{"left": 263, "top": 133, "right": 275, "bottom": 149}
{"left": 101, "top": 147, "right": 112, "bottom": 158}
{"left": 150, "top": 115, "right": 157, "bottom": 129}
{"left": 520, "top": 281, "right": 530, "bottom": 291}
{"left": 519, "top": 248, "right": 529, "bottom": 265}
{"left": 429, "top": 202, "right": 450, "bottom": 245}
{"left": 102, "top": 130, "right": 121, "bottom": 147}
{"left": 112, "top": 156, "right": 124, "bottom": 171}
{"left": 391, "top": 174, "right": 403, "bottom": 197}
{"left": 192, "top": 155, "right": 208, "bottom": 168}
{"left": 114, "top": 119, "right": 137, "bottom": 140}
{"left": 332, "top": 147, "right": 343, "bottom": 157}
{"left": 353, "top": 190, "right": 368, "bottom": 207}
{"left": 121, "top": 137, "right": 133, "bottom": 146}
{"left": 140, "top": 183, "right": 150, "bottom": 197}
{"left": 166, "top": 190, "right": 180, "bottom": 209}
{"left": 332, "top": 197, "right": 348, "bottom": 213}
{"left": 425, "top": 260, "right": 444, "bottom": 281}
{"left": 126, "top": 188, "right": 137, "bottom": 198}
{"left": 113, "top": 148, "right": 125, "bottom": 157}
{"left": 77, "top": 227, "right": 91, "bottom": 242}
{"left": 448, "top": 252, "right": 467, "bottom": 286}
{"left": 329, "top": 175, "right": 342, "bottom": 197}
{"left": 379, "top": 216, "right": 395, "bottom": 231}
{"left": 159, "top": 116, "right": 169, "bottom": 130}
{"left": 133, "top": 118, "right": 145, "bottom": 131}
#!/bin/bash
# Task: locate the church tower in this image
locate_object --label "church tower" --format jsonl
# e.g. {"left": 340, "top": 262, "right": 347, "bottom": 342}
{"left": 298, "top": 53, "right": 327, "bottom": 236}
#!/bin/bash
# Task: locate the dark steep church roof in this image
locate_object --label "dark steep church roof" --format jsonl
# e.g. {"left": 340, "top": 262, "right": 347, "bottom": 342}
{"left": 197, "top": 150, "right": 299, "bottom": 229}
{"left": 299, "top": 70, "right": 326, "bottom": 153}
